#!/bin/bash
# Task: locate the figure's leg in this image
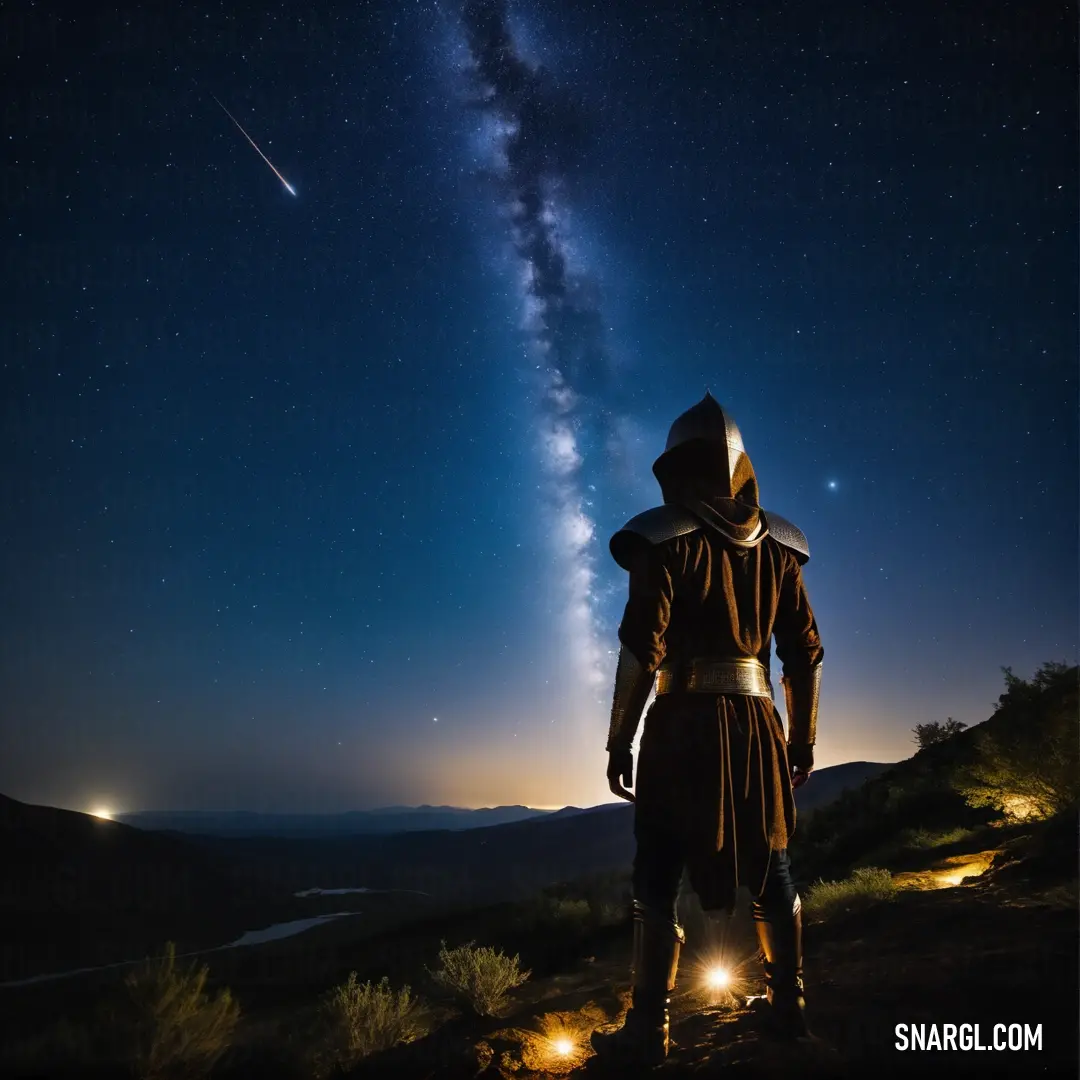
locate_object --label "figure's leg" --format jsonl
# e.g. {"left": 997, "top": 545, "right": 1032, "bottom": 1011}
{"left": 591, "top": 814, "right": 686, "bottom": 1066}
{"left": 750, "top": 849, "right": 812, "bottom": 1039}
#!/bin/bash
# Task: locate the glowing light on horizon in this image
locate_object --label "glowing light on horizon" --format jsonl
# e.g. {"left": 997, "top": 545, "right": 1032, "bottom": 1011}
{"left": 90, "top": 807, "right": 113, "bottom": 820}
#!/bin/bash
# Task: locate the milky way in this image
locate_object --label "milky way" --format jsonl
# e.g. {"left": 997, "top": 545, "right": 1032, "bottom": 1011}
{"left": 458, "top": 0, "right": 621, "bottom": 696}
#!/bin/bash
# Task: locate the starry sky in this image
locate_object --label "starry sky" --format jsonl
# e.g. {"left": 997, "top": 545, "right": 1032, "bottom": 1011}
{"left": 2, "top": 0, "right": 1076, "bottom": 815}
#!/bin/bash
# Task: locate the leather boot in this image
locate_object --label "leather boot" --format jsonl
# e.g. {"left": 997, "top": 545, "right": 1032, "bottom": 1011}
{"left": 752, "top": 893, "right": 812, "bottom": 1040}
{"left": 591, "top": 901, "right": 685, "bottom": 1067}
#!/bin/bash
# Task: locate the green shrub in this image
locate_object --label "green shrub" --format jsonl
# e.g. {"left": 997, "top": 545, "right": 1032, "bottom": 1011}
{"left": 955, "top": 665, "right": 1079, "bottom": 820}
{"left": 855, "top": 825, "right": 980, "bottom": 869}
{"left": 122, "top": 942, "right": 240, "bottom": 1080}
{"left": 314, "top": 973, "right": 426, "bottom": 1074}
{"left": 803, "top": 867, "right": 896, "bottom": 920}
{"left": 428, "top": 940, "right": 531, "bottom": 1017}
{"left": 518, "top": 892, "right": 623, "bottom": 946}
{"left": 900, "top": 826, "right": 976, "bottom": 850}
{"left": 539, "top": 897, "right": 591, "bottom": 928}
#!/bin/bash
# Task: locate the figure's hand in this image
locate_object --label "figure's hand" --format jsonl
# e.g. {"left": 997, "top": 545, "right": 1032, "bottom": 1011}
{"left": 787, "top": 743, "right": 814, "bottom": 790}
{"left": 607, "top": 748, "right": 635, "bottom": 803}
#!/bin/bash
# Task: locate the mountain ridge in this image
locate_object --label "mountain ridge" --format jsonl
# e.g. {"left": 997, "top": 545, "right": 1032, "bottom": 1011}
{"left": 114, "top": 804, "right": 553, "bottom": 838}
{"left": 112, "top": 762, "right": 896, "bottom": 838}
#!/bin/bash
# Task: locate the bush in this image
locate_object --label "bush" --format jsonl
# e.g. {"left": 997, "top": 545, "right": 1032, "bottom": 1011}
{"left": 428, "top": 940, "right": 531, "bottom": 1017}
{"left": 854, "top": 825, "right": 980, "bottom": 870}
{"left": 898, "top": 826, "right": 976, "bottom": 850}
{"left": 803, "top": 867, "right": 896, "bottom": 920}
{"left": 313, "top": 973, "right": 427, "bottom": 1074}
{"left": 955, "top": 663, "right": 1079, "bottom": 820}
{"left": 529, "top": 873, "right": 629, "bottom": 931}
{"left": 529, "top": 896, "right": 592, "bottom": 930}
{"left": 122, "top": 942, "right": 240, "bottom": 1080}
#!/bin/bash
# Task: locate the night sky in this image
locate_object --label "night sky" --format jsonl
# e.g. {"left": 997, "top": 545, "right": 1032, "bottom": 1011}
{"left": 3, "top": 1, "right": 1076, "bottom": 816}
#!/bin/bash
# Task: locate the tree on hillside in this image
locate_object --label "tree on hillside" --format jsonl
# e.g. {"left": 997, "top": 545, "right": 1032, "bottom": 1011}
{"left": 912, "top": 717, "right": 967, "bottom": 749}
{"left": 955, "top": 662, "right": 1079, "bottom": 821}
{"left": 995, "top": 661, "right": 1074, "bottom": 710}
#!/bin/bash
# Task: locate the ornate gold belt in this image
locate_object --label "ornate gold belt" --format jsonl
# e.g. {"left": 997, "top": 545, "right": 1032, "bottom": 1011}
{"left": 654, "top": 657, "right": 772, "bottom": 698}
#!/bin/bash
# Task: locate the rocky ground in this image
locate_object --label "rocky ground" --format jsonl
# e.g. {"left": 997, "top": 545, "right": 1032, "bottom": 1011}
{"left": 335, "top": 849, "right": 1077, "bottom": 1080}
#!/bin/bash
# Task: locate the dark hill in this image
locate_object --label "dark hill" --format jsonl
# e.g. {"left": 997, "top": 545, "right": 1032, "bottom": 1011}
{"left": 0, "top": 793, "right": 254, "bottom": 982}
{"left": 186, "top": 763, "right": 886, "bottom": 905}
{"left": 0, "top": 793, "right": 235, "bottom": 911}
{"left": 187, "top": 801, "right": 640, "bottom": 904}
{"left": 792, "top": 760, "right": 894, "bottom": 814}
{"left": 792, "top": 663, "right": 1079, "bottom": 880}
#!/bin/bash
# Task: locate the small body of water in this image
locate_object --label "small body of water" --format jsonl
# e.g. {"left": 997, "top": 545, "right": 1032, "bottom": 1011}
{"left": 295, "top": 886, "right": 375, "bottom": 897}
{"left": 227, "top": 913, "right": 357, "bottom": 947}
{"left": 294, "top": 885, "right": 430, "bottom": 897}
{"left": 0, "top": 903, "right": 368, "bottom": 989}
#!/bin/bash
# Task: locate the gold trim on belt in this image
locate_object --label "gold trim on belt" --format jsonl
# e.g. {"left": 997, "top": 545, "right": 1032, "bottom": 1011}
{"left": 654, "top": 657, "right": 772, "bottom": 698}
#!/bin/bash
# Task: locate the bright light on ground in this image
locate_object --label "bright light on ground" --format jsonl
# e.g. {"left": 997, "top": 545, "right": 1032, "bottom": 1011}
{"left": 706, "top": 966, "right": 731, "bottom": 990}
{"left": 1001, "top": 794, "right": 1041, "bottom": 821}
{"left": 894, "top": 850, "right": 997, "bottom": 891}
{"left": 90, "top": 807, "right": 113, "bottom": 820}
{"left": 552, "top": 1037, "right": 574, "bottom": 1056}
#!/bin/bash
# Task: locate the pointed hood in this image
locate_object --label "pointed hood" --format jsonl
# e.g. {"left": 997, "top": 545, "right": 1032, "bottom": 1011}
{"left": 652, "top": 392, "right": 763, "bottom": 545}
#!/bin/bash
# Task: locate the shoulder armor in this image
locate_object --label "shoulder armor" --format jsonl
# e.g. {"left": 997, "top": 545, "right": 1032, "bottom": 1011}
{"left": 609, "top": 505, "right": 702, "bottom": 571}
{"left": 761, "top": 509, "right": 810, "bottom": 565}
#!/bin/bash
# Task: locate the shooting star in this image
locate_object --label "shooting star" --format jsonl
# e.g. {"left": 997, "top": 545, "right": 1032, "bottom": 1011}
{"left": 212, "top": 95, "right": 297, "bottom": 196}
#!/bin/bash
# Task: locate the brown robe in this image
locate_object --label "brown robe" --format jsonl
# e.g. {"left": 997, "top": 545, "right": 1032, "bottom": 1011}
{"left": 617, "top": 512, "right": 823, "bottom": 909}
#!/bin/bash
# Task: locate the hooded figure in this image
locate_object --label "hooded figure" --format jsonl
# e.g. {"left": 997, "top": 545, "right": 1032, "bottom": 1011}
{"left": 592, "top": 393, "right": 823, "bottom": 1066}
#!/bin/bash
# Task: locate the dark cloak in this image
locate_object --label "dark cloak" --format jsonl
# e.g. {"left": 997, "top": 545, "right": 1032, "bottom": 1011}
{"left": 617, "top": 441, "right": 823, "bottom": 909}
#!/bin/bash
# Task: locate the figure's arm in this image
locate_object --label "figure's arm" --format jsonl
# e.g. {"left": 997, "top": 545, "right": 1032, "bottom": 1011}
{"left": 606, "top": 645, "right": 655, "bottom": 754}
{"left": 773, "top": 552, "right": 824, "bottom": 776}
{"left": 604, "top": 543, "right": 675, "bottom": 799}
